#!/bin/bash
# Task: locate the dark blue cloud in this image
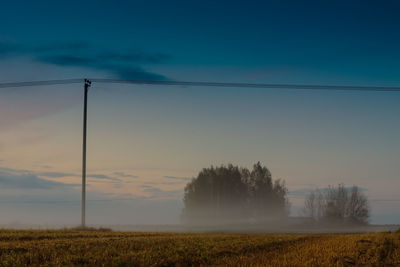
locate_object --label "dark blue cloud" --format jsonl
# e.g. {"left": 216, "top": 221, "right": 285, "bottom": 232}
{"left": 31, "top": 42, "right": 90, "bottom": 53}
{"left": 39, "top": 55, "right": 94, "bottom": 66}
{"left": 0, "top": 42, "right": 19, "bottom": 57}
{"left": 106, "top": 65, "right": 166, "bottom": 81}
{"left": 97, "top": 52, "right": 169, "bottom": 64}
{"left": 0, "top": 41, "right": 169, "bottom": 80}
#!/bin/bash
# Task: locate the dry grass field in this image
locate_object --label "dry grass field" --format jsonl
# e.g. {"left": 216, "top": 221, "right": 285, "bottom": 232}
{"left": 0, "top": 229, "right": 399, "bottom": 266}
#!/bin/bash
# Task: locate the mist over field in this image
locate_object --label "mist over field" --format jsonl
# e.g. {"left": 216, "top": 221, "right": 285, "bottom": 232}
{"left": 1, "top": 162, "right": 398, "bottom": 234}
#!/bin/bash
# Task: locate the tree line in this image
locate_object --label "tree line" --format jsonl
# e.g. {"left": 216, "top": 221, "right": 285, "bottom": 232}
{"left": 182, "top": 162, "right": 370, "bottom": 225}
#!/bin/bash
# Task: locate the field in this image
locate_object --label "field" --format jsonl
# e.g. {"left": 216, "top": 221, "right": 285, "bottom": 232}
{"left": 0, "top": 229, "right": 399, "bottom": 266}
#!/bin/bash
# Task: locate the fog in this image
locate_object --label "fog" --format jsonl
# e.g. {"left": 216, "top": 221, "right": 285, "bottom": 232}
{"left": 1, "top": 82, "right": 400, "bottom": 233}
{"left": 1, "top": 166, "right": 398, "bottom": 233}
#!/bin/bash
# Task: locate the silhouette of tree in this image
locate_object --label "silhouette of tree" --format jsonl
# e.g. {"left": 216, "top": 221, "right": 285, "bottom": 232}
{"left": 181, "top": 162, "right": 288, "bottom": 224}
{"left": 242, "top": 162, "right": 289, "bottom": 220}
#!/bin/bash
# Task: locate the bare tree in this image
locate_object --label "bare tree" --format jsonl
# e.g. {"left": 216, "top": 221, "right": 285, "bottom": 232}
{"left": 303, "top": 190, "right": 317, "bottom": 220}
{"left": 303, "top": 184, "right": 369, "bottom": 225}
{"left": 346, "top": 186, "right": 370, "bottom": 224}
{"left": 302, "top": 188, "right": 326, "bottom": 222}
{"left": 324, "top": 184, "right": 348, "bottom": 223}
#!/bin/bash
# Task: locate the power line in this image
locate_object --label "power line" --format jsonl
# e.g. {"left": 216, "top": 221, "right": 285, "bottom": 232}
{"left": 0, "top": 79, "right": 83, "bottom": 88}
{"left": 90, "top": 78, "right": 400, "bottom": 92}
{"left": 0, "top": 78, "right": 400, "bottom": 91}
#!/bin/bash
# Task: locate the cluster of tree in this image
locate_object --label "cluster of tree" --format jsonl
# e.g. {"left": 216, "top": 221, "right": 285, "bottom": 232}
{"left": 302, "top": 184, "right": 370, "bottom": 225}
{"left": 181, "top": 162, "right": 370, "bottom": 226}
{"left": 181, "top": 162, "right": 289, "bottom": 224}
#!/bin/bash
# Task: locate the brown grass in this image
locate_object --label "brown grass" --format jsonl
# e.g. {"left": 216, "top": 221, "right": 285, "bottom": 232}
{"left": 0, "top": 229, "right": 399, "bottom": 266}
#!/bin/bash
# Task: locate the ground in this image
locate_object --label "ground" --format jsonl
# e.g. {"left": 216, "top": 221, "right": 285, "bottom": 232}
{"left": 0, "top": 229, "right": 399, "bottom": 266}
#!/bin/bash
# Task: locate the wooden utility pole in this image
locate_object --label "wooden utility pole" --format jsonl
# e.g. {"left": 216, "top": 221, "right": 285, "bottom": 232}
{"left": 81, "top": 79, "right": 91, "bottom": 228}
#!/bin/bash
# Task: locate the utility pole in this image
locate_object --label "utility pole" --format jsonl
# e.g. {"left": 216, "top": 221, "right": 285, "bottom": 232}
{"left": 82, "top": 79, "right": 91, "bottom": 228}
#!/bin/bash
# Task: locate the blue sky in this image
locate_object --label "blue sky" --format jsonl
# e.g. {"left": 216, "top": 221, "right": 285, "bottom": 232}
{"left": 2, "top": 0, "right": 400, "bottom": 83}
{"left": 0, "top": 0, "right": 400, "bottom": 225}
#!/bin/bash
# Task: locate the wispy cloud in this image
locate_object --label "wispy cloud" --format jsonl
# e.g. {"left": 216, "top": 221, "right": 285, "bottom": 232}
{"left": 87, "top": 174, "right": 121, "bottom": 182}
{"left": 113, "top": 172, "right": 138, "bottom": 179}
{"left": 0, "top": 167, "right": 123, "bottom": 184}
{"left": 38, "top": 172, "right": 75, "bottom": 178}
{"left": 163, "top": 175, "right": 192, "bottom": 182}
{"left": 139, "top": 185, "right": 182, "bottom": 199}
{"left": 0, "top": 166, "right": 139, "bottom": 184}
{"left": 0, "top": 167, "right": 78, "bottom": 189}
{"left": 0, "top": 41, "right": 169, "bottom": 80}
{"left": 0, "top": 167, "right": 183, "bottom": 225}
{"left": 144, "top": 181, "right": 182, "bottom": 186}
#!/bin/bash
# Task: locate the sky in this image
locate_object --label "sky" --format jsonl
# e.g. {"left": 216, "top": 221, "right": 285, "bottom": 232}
{"left": 0, "top": 0, "right": 400, "bottom": 226}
